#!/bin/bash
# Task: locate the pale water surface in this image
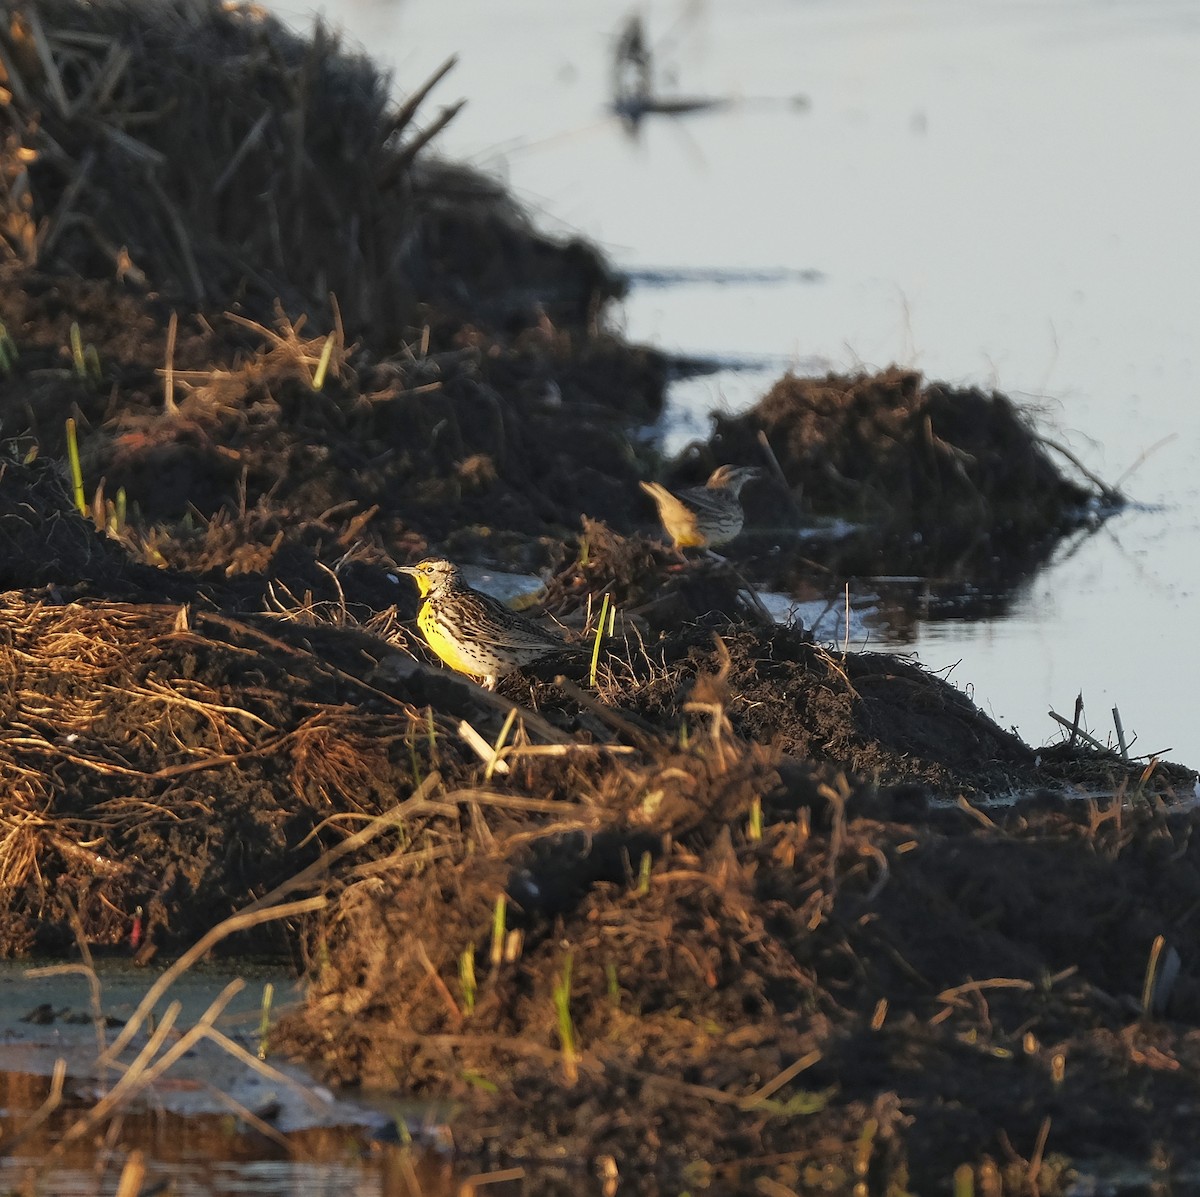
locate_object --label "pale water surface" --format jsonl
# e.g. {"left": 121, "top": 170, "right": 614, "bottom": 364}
{"left": 273, "top": 0, "right": 1200, "bottom": 766}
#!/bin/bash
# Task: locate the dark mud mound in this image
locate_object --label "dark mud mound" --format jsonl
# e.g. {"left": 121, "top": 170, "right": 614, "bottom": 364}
{"left": 275, "top": 686, "right": 1200, "bottom": 1196}
{"left": 612, "top": 623, "right": 1037, "bottom": 793}
{"left": 0, "top": 272, "right": 666, "bottom": 575}
{"left": 0, "top": 456, "right": 145, "bottom": 593}
{"left": 0, "top": 0, "right": 617, "bottom": 341}
{"left": 701, "top": 367, "right": 1113, "bottom": 579}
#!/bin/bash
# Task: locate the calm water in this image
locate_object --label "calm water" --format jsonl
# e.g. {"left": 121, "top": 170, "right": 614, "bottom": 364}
{"left": 273, "top": 0, "right": 1200, "bottom": 765}
{"left": 0, "top": 960, "right": 451, "bottom": 1195}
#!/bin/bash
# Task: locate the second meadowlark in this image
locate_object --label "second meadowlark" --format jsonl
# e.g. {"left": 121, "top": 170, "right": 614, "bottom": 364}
{"left": 640, "top": 464, "right": 762, "bottom": 551}
{"left": 398, "top": 557, "right": 575, "bottom": 690}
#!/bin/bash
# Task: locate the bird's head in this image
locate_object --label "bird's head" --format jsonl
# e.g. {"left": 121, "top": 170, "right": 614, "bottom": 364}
{"left": 396, "top": 556, "right": 462, "bottom": 598}
{"left": 707, "top": 464, "right": 763, "bottom": 496}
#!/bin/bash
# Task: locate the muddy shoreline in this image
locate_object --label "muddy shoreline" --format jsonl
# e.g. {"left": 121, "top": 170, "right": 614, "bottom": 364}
{"left": 1, "top": 3, "right": 1197, "bottom": 1194}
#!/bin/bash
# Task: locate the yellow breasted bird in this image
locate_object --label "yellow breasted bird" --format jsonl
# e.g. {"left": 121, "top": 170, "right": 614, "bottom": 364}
{"left": 398, "top": 557, "right": 574, "bottom": 690}
{"left": 640, "top": 464, "right": 762, "bottom": 551}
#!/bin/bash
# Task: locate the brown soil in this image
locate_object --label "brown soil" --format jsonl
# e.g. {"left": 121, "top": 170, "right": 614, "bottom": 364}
{"left": 0, "top": 3, "right": 1190, "bottom": 1195}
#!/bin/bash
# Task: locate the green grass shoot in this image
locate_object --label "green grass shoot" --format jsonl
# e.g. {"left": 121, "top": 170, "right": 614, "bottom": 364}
{"left": 426, "top": 707, "right": 439, "bottom": 766}
{"left": 460, "top": 1071, "right": 498, "bottom": 1094}
{"left": 854, "top": 1117, "right": 877, "bottom": 1181}
{"left": 257, "top": 982, "right": 274, "bottom": 1060}
{"left": 552, "top": 952, "right": 578, "bottom": 1085}
{"left": 605, "top": 961, "right": 620, "bottom": 1009}
{"left": 490, "top": 894, "right": 507, "bottom": 967}
{"left": 485, "top": 707, "right": 518, "bottom": 783}
{"left": 69, "top": 322, "right": 86, "bottom": 376}
{"left": 64, "top": 418, "right": 87, "bottom": 516}
{"left": 748, "top": 796, "right": 763, "bottom": 842}
{"left": 311, "top": 331, "right": 336, "bottom": 391}
{"left": 106, "top": 487, "right": 128, "bottom": 538}
{"left": 459, "top": 945, "right": 477, "bottom": 1015}
{"left": 589, "top": 592, "right": 611, "bottom": 687}
{"left": 68, "top": 323, "right": 101, "bottom": 381}
{"left": 636, "top": 850, "right": 652, "bottom": 896}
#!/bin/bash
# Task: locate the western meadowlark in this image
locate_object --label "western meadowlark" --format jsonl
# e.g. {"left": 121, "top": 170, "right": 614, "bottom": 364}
{"left": 640, "top": 465, "right": 762, "bottom": 551}
{"left": 397, "top": 557, "right": 573, "bottom": 690}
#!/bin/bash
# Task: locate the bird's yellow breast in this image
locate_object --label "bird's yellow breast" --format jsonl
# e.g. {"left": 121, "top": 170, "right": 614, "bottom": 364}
{"left": 641, "top": 482, "right": 706, "bottom": 548}
{"left": 417, "top": 601, "right": 487, "bottom": 676}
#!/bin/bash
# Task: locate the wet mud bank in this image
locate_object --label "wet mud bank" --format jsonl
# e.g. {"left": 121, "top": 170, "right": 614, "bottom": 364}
{"left": 0, "top": 2, "right": 1191, "bottom": 1194}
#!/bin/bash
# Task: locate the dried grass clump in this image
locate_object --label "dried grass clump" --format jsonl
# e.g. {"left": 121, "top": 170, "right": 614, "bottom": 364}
{"left": 0, "top": 592, "right": 471, "bottom": 954}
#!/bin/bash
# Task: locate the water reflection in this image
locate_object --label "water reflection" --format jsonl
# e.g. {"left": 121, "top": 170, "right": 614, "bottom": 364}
{"left": 0, "top": 1069, "right": 457, "bottom": 1197}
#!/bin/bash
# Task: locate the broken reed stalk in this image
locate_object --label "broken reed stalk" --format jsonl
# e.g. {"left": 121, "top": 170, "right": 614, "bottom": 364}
{"left": 1047, "top": 709, "right": 1108, "bottom": 754}
{"left": 457, "top": 718, "right": 510, "bottom": 776}
{"left": 389, "top": 99, "right": 466, "bottom": 174}
{"left": 1112, "top": 706, "right": 1129, "bottom": 761}
{"left": 57, "top": 969, "right": 329, "bottom": 1159}
{"left": 1027, "top": 1115, "right": 1052, "bottom": 1191}
{"left": 102, "top": 772, "right": 442, "bottom": 1064}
